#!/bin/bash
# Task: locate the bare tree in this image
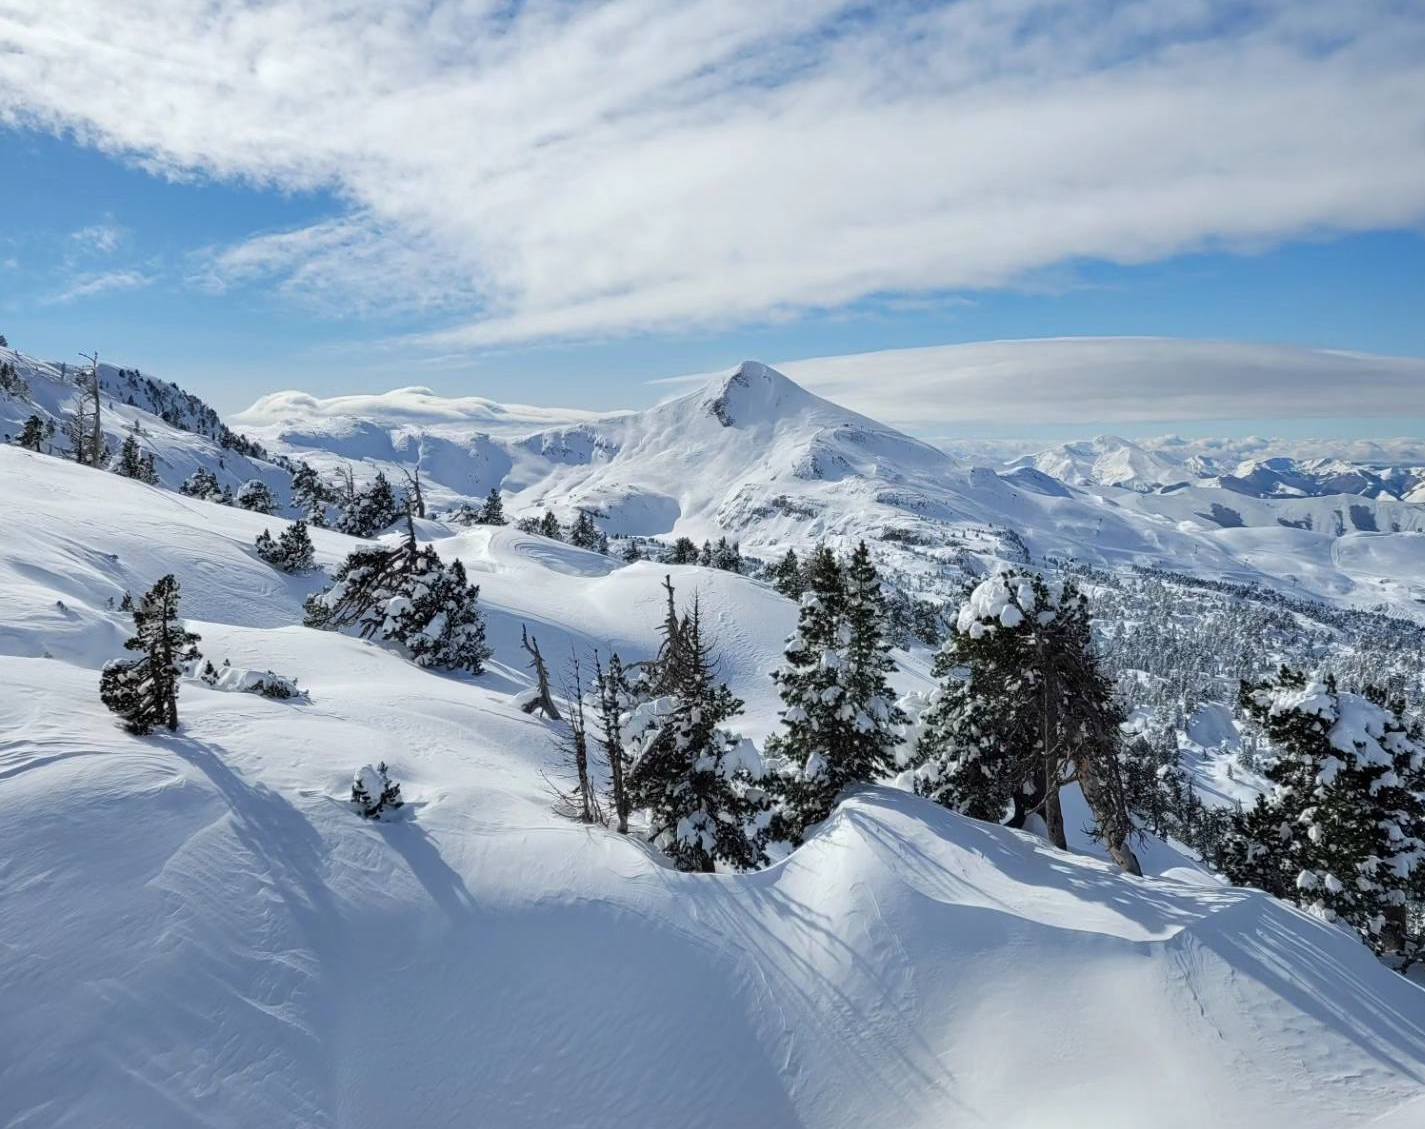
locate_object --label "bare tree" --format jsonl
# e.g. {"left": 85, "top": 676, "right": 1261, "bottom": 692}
{"left": 519, "top": 626, "right": 562, "bottom": 720}
{"left": 77, "top": 350, "right": 102, "bottom": 467}
{"left": 400, "top": 465, "right": 426, "bottom": 519}
{"left": 543, "top": 651, "right": 603, "bottom": 824}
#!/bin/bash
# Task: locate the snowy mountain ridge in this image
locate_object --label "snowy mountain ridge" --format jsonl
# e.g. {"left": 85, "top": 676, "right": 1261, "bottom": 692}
{"left": 1007, "top": 432, "right": 1425, "bottom": 501}
{"left": 231, "top": 359, "right": 1425, "bottom": 618}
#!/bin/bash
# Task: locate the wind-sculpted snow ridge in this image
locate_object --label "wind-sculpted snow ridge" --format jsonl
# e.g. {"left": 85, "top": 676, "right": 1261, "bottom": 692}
{"left": 2, "top": 448, "right": 1425, "bottom": 1128}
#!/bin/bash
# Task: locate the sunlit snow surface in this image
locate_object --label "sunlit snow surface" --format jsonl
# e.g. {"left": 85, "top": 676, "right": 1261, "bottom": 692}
{"left": 3, "top": 446, "right": 1425, "bottom": 1128}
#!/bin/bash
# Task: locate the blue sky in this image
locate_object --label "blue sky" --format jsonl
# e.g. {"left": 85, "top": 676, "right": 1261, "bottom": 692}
{"left": 3, "top": 1, "right": 1424, "bottom": 435}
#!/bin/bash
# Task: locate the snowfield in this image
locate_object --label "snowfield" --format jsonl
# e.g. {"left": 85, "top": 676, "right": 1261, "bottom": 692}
{"left": 4, "top": 446, "right": 1425, "bottom": 1128}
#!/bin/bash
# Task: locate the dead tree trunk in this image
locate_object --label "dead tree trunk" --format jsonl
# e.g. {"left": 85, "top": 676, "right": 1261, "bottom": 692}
{"left": 79, "top": 351, "right": 101, "bottom": 467}
{"left": 520, "top": 626, "right": 562, "bottom": 720}
{"left": 401, "top": 466, "right": 426, "bottom": 519}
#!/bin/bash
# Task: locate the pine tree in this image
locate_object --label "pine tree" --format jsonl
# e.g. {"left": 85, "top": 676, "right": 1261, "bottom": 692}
{"left": 114, "top": 433, "right": 145, "bottom": 479}
{"left": 568, "top": 510, "right": 602, "bottom": 550}
{"left": 256, "top": 521, "right": 316, "bottom": 573}
{"left": 477, "top": 487, "right": 506, "bottom": 525}
{"left": 594, "top": 651, "right": 634, "bottom": 833}
{"left": 396, "top": 555, "right": 491, "bottom": 672}
{"left": 290, "top": 462, "right": 330, "bottom": 526}
{"left": 235, "top": 479, "right": 278, "bottom": 515}
{"left": 277, "top": 521, "right": 316, "bottom": 572}
{"left": 768, "top": 543, "right": 907, "bottom": 839}
{"left": 17, "top": 414, "right": 44, "bottom": 451}
{"left": 914, "top": 570, "right": 1142, "bottom": 873}
{"left": 305, "top": 520, "right": 490, "bottom": 673}
{"left": 770, "top": 548, "right": 803, "bottom": 599}
{"left": 622, "top": 540, "right": 642, "bottom": 563}
{"left": 711, "top": 537, "right": 742, "bottom": 573}
{"left": 335, "top": 472, "right": 399, "bottom": 537}
{"left": 697, "top": 540, "right": 713, "bottom": 567}
{"left": 626, "top": 595, "right": 768, "bottom": 872}
{"left": 538, "top": 509, "right": 562, "bottom": 540}
{"left": 1221, "top": 670, "right": 1424, "bottom": 953}
{"left": 180, "top": 466, "right": 222, "bottom": 501}
{"left": 100, "top": 574, "right": 201, "bottom": 734}
{"left": 667, "top": 536, "right": 698, "bottom": 565}
{"left": 351, "top": 762, "right": 403, "bottom": 818}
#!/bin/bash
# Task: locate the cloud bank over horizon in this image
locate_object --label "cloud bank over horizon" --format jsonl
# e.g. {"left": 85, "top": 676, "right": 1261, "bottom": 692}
{"left": 655, "top": 337, "right": 1425, "bottom": 438}
{"left": 3, "top": 1, "right": 1424, "bottom": 350}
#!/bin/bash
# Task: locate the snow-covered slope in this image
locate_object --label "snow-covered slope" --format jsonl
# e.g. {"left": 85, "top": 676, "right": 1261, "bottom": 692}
{"left": 3, "top": 445, "right": 1425, "bottom": 1128}
{"left": 0, "top": 344, "right": 288, "bottom": 499}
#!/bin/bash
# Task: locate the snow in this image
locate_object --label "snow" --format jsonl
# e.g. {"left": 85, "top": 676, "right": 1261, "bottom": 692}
{"left": 2, "top": 445, "right": 1425, "bottom": 1126}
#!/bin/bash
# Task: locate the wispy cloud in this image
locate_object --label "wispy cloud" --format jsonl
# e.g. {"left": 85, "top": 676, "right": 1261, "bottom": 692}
{"left": 68, "top": 222, "right": 127, "bottom": 256}
{"left": 740, "top": 338, "right": 1425, "bottom": 430}
{"left": 3, "top": 2, "right": 1424, "bottom": 345}
{"left": 46, "top": 269, "right": 154, "bottom": 304}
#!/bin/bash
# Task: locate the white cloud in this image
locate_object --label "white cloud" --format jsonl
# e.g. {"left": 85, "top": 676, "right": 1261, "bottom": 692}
{"left": 2, "top": 2, "right": 1424, "bottom": 344}
{"left": 68, "top": 222, "right": 127, "bottom": 256}
{"left": 46, "top": 269, "right": 154, "bottom": 304}
{"left": 738, "top": 338, "right": 1425, "bottom": 431}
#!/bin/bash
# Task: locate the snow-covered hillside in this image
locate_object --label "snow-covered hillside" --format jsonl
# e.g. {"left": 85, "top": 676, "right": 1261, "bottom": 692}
{"left": 3, "top": 445, "right": 1425, "bottom": 1128}
{"left": 0, "top": 344, "right": 289, "bottom": 499}
{"left": 236, "top": 360, "right": 1425, "bottom": 618}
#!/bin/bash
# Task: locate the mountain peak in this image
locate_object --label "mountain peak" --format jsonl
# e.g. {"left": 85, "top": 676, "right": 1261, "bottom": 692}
{"left": 702, "top": 360, "right": 805, "bottom": 427}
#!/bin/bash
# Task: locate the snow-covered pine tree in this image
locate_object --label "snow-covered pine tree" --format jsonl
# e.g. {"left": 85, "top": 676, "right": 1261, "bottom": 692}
{"left": 276, "top": 520, "right": 316, "bottom": 572}
{"left": 17, "top": 414, "right": 44, "bottom": 451}
{"left": 394, "top": 553, "right": 491, "bottom": 672}
{"left": 770, "top": 548, "right": 803, "bottom": 599}
{"left": 914, "top": 570, "right": 1141, "bottom": 873}
{"left": 626, "top": 595, "right": 768, "bottom": 872}
{"left": 1218, "top": 792, "right": 1296, "bottom": 900}
{"left": 305, "top": 518, "right": 490, "bottom": 673}
{"left": 477, "top": 487, "right": 506, "bottom": 526}
{"left": 99, "top": 574, "right": 201, "bottom": 734}
{"left": 768, "top": 543, "right": 907, "bottom": 840}
{"left": 114, "top": 433, "right": 145, "bottom": 479}
{"left": 621, "top": 540, "right": 642, "bottom": 563}
{"left": 351, "top": 762, "right": 403, "bottom": 818}
{"left": 235, "top": 479, "right": 277, "bottom": 514}
{"left": 1222, "top": 670, "right": 1424, "bottom": 954}
{"left": 290, "top": 462, "right": 330, "bottom": 526}
{"left": 335, "top": 472, "right": 399, "bottom": 537}
{"left": 180, "top": 466, "right": 222, "bottom": 501}
{"left": 537, "top": 509, "right": 562, "bottom": 540}
{"left": 568, "top": 510, "right": 601, "bottom": 550}
{"left": 697, "top": 540, "right": 713, "bottom": 567}
{"left": 667, "top": 536, "right": 698, "bottom": 565}
{"left": 766, "top": 545, "right": 848, "bottom": 836}
{"left": 711, "top": 537, "right": 742, "bottom": 573}
{"left": 594, "top": 651, "right": 635, "bottom": 833}
{"left": 255, "top": 521, "right": 316, "bottom": 572}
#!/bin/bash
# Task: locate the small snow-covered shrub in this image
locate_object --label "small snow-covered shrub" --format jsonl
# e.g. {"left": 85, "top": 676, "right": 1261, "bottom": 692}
{"left": 235, "top": 479, "right": 277, "bottom": 514}
{"left": 351, "top": 762, "right": 403, "bottom": 819}
{"left": 199, "top": 658, "right": 307, "bottom": 700}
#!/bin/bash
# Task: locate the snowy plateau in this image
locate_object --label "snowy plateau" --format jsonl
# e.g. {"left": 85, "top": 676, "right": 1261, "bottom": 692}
{"left": 3, "top": 343, "right": 1425, "bottom": 1128}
